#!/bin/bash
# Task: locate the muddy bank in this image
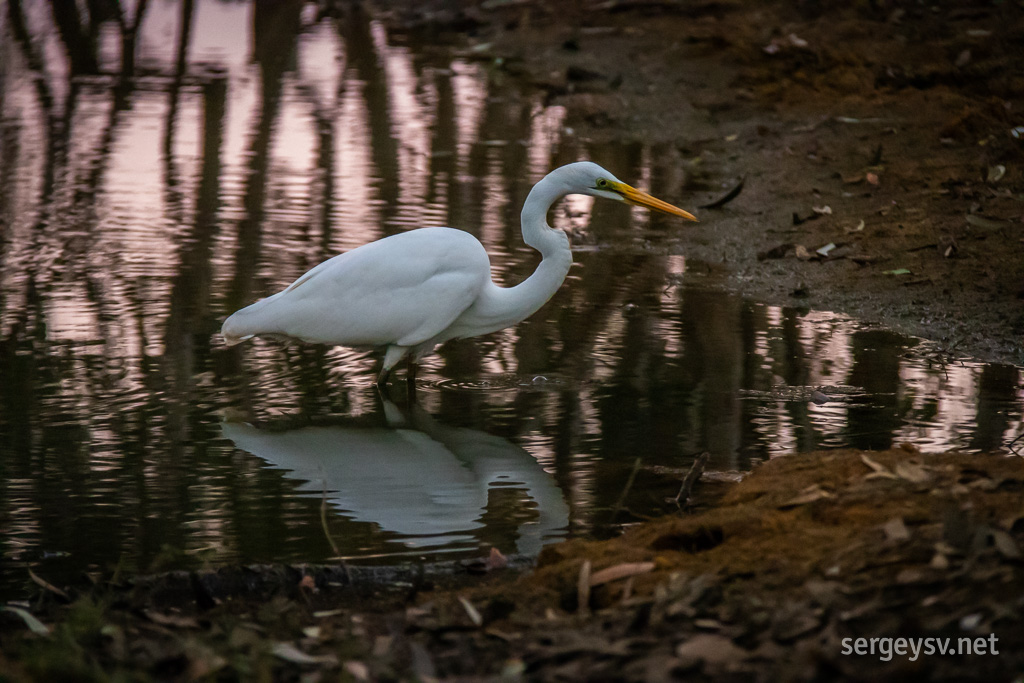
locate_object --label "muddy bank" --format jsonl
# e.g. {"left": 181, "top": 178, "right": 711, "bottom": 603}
{"left": 2, "top": 447, "right": 1022, "bottom": 681}
{"left": 383, "top": 0, "right": 1024, "bottom": 364}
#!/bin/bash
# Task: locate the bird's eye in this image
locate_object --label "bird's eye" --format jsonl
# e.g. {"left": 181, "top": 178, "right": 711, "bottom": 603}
{"left": 596, "top": 178, "right": 609, "bottom": 189}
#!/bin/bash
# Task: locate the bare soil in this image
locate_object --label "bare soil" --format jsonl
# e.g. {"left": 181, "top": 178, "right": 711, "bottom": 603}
{"left": 396, "top": 0, "right": 1024, "bottom": 364}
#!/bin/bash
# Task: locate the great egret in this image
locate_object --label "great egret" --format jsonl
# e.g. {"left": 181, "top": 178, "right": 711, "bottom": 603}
{"left": 222, "top": 161, "right": 697, "bottom": 385}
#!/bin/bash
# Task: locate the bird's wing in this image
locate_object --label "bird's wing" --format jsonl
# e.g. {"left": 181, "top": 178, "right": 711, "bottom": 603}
{"left": 228, "top": 228, "right": 490, "bottom": 348}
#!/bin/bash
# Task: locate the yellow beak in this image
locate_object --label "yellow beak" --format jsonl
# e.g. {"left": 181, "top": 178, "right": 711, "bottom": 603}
{"left": 610, "top": 181, "right": 698, "bottom": 221}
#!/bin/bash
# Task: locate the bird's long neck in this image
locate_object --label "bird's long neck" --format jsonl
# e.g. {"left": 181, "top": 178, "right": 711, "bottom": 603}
{"left": 472, "top": 178, "right": 573, "bottom": 332}
{"left": 505, "top": 178, "right": 574, "bottom": 314}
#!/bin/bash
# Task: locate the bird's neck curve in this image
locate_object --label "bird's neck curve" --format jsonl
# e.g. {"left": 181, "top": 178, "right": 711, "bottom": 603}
{"left": 520, "top": 175, "right": 571, "bottom": 258}
{"left": 461, "top": 175, "right": 573, "bottom": 336}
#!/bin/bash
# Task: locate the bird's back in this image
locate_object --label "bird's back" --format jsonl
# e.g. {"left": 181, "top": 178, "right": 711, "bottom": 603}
{"left": 221, "top": 227, "right": 491, "bottom": 349}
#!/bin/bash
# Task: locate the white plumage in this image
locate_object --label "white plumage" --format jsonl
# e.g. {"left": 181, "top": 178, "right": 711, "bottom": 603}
{"left": 222, "top": 161, "right": 696, "bottom": 385}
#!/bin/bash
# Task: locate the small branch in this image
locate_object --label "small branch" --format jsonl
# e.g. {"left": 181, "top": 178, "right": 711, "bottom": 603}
{"left": 320, "top": 479, "right": 351, "bottom": 584}
{"left": 610, "top": 457, "right": 642, "bottom": 522}
{"left": 674, "top": 451, "right": 710, "bottom": 507}
{"left": 1007, "top": 431, "right": 1023, "bottom": 457}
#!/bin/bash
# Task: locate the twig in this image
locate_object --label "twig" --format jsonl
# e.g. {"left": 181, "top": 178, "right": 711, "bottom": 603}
{"left": 699, "top": 176, "right": 745, "bottom": 209}
{"left": 674, "top": 452, "right": 710, "bottom": 507}
{"left": 1007, "top": 431, "right": 1024, "bottom": 457}
{"left": 577, "top": 560, "right": 592, "bottom": 615}
{"left": 321, "top": 479, "right": 351, "bottom": 584}
{"left": 610, "top": 457, "right": 642, "bottom": 522}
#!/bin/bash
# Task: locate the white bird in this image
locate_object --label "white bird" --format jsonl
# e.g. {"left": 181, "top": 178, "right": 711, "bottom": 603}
{"left": 222, "top": 161, "right": 697, "bottom": 386}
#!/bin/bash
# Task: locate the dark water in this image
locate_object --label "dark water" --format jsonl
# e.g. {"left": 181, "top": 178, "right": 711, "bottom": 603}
{"left": 1, "top": 1, "right": 1021, "bottom": 598}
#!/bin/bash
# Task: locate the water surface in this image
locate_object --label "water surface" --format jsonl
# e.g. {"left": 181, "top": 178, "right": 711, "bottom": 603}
{"left": 1, "top": 1, "right": 1021, "bottom": 598}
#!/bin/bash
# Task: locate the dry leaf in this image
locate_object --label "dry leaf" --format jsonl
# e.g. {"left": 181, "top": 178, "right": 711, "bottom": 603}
{"left": 779, "top": 484, "right": 833, "bottom": 508}
{"left": 895, "top": 461, "right": 931, "bottom": 484}
{"left": 590, "top": 562, "right": 656, "bottom": 587}
{"left": 883, "top": 517, "right": 911, "bottom": 543}
{"left": 344, "top": 661, "right": 371, "bottom": 681}
{"left": 485, "top": 547, "right": 508, "bottom": 570}
{"left": 991, "top": 529, "right": 1021, "bottom": 559}
{"left": 145, "top": 610, "right": 200, "bottom": 629}
{"left": 860, "top": 453, "right": 891, "bottom": 474}
{"left": 1, "top": 606, "right": 50, "bottom": 636}
{"left": 271, "top": 642, "right": 339, "bottom": 666}
{"left": 458, "top": 596, "right": 483, "bottom": 627}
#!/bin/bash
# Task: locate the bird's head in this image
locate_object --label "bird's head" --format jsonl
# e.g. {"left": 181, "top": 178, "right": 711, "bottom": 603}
{"left": 562, "top": 161, "right": 698, "bottom": 221}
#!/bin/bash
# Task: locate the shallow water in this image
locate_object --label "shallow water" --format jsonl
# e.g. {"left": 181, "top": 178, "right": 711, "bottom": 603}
{"left": 1, "top": 1, "right": 1021, "bottom": 597}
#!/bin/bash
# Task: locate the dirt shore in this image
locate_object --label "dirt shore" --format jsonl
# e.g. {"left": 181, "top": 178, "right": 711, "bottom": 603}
{"left": 392, "top": 0, "right": 1024, "bottom": 364}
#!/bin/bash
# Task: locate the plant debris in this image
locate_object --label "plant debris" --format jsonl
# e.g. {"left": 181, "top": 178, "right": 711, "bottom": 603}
{"left": 698, "top": 176, "right": 745, "bottom": 209}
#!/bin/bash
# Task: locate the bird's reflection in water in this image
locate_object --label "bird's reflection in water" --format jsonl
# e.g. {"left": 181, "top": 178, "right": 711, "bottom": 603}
{"left": 222, "top": 398, "right": 569, "bottom": 557}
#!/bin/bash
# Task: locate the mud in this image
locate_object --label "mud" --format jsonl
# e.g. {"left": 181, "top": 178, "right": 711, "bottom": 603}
{"left": 388, "top": 0, "right": 1024, "bottom": 364}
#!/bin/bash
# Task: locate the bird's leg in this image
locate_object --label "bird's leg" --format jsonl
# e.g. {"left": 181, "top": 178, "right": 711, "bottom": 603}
{"left": 375, "top": 365, "right": 391, "bottom": 390}
{"left": 379, "top": 345, "right": 408, "bottom": 390}
{"left": 405, "top": 361, "right": 418, "bottom": 401}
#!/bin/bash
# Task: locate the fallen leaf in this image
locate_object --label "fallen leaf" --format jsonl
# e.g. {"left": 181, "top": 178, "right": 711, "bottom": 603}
{"left": 812, "top": 205, "right": 832, "bottom": 215}
{"left": 1, "top": 606, "right": 50, "bottom": 636}
{"left": 883, "top": 517, "right": 911, "bottom": 543}
{"left": 845, "top": 219, "right": 866, "bottom": 234}
{"left": 344, "top": 661, "right": 371, "bottom": 681}
{"left": 966, "top": 214, "right": 1007, "bottom": 230}
{"left": 485, "top": 547, "right": 508, "bottom": 570}
{"left": 895, "top": 461, "right": 931, "bottom": 484}
{"left": 795, "top": 245, "right": 813, "bottom": 260}
{"left": 271, "top": 642, "right": 339, "bottom": 666}
{"left": 884, "top": 268, "right": 911, "bottom": 275}
{"left": 145, "top": 610, "right": 200, "bottom": 629}
{"left": 987, "top": 165, "right": 1006, "bottom": 182}
{"left": 866, "top": 172, "right": 880, "bottom": 185}
{"left": 990, "top": 529, "right": 1021, "bottom": 559}
{"left": 816, "top": 242, "right": 837, "bottom": 257}
{"left": 590, "top": 562, "right": 656, "bottom": 587}
{"left": 312, "top": 609, "right": 344, "bottom": 618}
{"left": 458, "top": 596, "right": 483, "bottom": 627}
{"left": 779, "top": 484, "right": 833, "bottom": 508}
{"left": 860, "top": 453, "right": 891, "bottom": 474}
